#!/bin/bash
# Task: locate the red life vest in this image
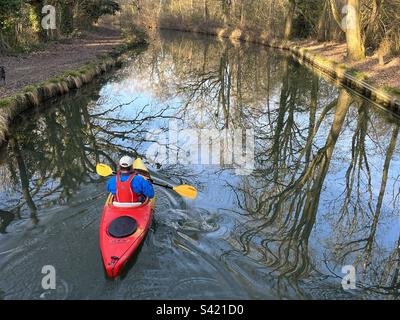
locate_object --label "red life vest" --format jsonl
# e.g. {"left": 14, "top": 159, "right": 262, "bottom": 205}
{"left": 115, "top": 172, "right": 140, "bottom": 203}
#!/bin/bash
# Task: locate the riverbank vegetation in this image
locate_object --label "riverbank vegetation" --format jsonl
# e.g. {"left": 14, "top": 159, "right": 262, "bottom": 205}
{"left": 120, "top": 0, "right": 400, "bottom": 98}
{"left": 4, "top": 0, "right": 398, "bottom": 66}
{"left": 128, "top": 0, "right": 400, "bottom": 62}
{"left": 2, "top": 1, "right": 399, "bottom": 93}
{"left": 0, "top": 0, "right": 120, "bottom": 53}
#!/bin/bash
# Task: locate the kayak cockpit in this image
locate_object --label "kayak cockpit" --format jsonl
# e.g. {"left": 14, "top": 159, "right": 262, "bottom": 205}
{"left": 112, "top": 201, "right": 143, "bottom": 208}
{"left": 108, "top": 216, "right": 138, "bottom": 238}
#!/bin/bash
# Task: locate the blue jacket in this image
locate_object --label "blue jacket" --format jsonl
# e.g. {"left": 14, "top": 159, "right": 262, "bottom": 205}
{"left": 107, "top": 173, "right": 155, "bottom": 199}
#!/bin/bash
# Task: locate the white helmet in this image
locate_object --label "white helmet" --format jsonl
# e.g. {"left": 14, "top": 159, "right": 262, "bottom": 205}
{"left": 119, "top": 156, "right": 134, "bottom": 168}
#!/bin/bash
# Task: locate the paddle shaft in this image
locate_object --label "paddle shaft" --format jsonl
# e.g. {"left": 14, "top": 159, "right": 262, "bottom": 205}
{"left": 152, "top": 181, "right": 174, "bottom": 190}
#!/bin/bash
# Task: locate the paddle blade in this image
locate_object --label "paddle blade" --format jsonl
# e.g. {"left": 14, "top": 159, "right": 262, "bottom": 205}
{"left": 96, "top": 164, "right": 114, "bottom": 177}
{"left": 173, "top": 185, "right": 198, "bottom": 200}
{"left": 133, "top": 158, "right": 148, "bottom": 172}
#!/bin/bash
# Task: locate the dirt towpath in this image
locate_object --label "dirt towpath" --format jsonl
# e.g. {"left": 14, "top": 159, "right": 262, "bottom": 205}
{"left": 292, "top": 40, "right": 400, "bottom": 90}
{"left": 0, "top": 26, "right": 123, "bottom": 99}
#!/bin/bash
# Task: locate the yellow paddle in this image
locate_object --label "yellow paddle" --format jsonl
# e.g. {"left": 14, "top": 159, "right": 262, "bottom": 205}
{"left": 96, "top": 163, "right": 114, "bottom": 177}
{"left": 96, "top": 163, "right": 198, "bottom": 200}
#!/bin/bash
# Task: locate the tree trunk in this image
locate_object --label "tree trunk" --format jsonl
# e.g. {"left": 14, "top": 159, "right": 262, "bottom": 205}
{"left": 364, "top": 125, "right": 399, "bottom": 267}
{"left": 10, "top": 138, "right": 38, "bottom": 219}
{"left": 30, "top": 0, "right": 48, "bottom": 42}
{"left": 222, "top": 0, "right": 231, "bottom": 25}
{"left": 345, "top": 0, "right": 365, "bottom": 60}
{"left": 329, "top": 0, "right": 365, "bottom": 60}
{"left": 317, "top": 1, "right": 328, "bottom": 41}
{"left": 203, "top": 0, "right": 209, "bottom": 21}
{"left": 63, "top": 0, "right": 74, "bottom": 35}
{"left": 240, "top": 0, "right": 245, "bottom": 25}
{"left": 364, "top": 0, "right": 381, "bottom": 48}
{"left": 284, "top": 0, "right": 296, "bottom": 41}
{"left": 328, "top": 0, "right": 343, "bottom": 27}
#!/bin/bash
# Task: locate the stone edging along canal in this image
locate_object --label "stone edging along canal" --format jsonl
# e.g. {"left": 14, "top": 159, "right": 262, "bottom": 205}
{"left": 158, "top": 25, "right": 400, "bottom": 115}
{"left": 269, "top": 41, "right": 400, "bottom": 113}
{"left": 0, "top": 39, "right": 148, "bottom": 143}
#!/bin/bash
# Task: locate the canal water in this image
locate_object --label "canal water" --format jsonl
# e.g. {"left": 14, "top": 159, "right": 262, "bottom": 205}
{"left": 0, "top": 31, "right": 399, "bottom": 299}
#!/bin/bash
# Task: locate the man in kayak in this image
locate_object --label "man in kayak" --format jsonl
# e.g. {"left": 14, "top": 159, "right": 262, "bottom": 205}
{"left": 107, "top": 156, "right": 154, "bottom": 203}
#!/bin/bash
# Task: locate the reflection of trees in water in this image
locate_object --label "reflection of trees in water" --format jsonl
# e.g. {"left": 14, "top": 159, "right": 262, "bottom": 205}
{"left": 121, "top": 33, "right": 400, "bottom": 297}
{"left": 0, "top": 88, "right": 177, "bottom": 227}
{"left": 0, "top": 209, "right": 14, "bottom": 234}
{"left": 330, "top": 121, "right": 400, "bottom": 298}
{"left": 233, "top": 90, "right": 400, "bottom": 297}
{"left": 224, "top": 89, "right": 352, "bottom": 296}
{"left": 125, "top": 32, "right": 291, "bottom": 131}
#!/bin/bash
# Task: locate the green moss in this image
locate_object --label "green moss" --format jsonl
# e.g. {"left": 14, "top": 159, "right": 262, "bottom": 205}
{"left": 347, "top": 69, "right": 368, "bottom": 81}
{"left": 312, "top": 54, "right": 338, "bottom": 69}
{"left": 63, "top": 70, "right": 81, "bottom": 77}
{"left": 48, "top": 77, "right": 65, "bottom": 84}
{"left": 59, "top": 58, "right": 115, "bottom": 81}
{"left": 14, "top": 93, "right": 26, "bottom": 101}
{"left": 76, "top": 63, "right": 98, "bottom": 75}
{"left": 383, "top": 86, "right": 400, "bottom": 96}
{"left": 0, "top": 97, "right": 16, "bottom": 108}
{"left": 36, "top": 76, "right": 67, "bottom": 87}
{"left": 23, "top": 85, "right": 39, "bottom": 93}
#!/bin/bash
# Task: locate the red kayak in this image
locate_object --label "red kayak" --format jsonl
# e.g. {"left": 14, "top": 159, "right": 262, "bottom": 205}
{"left": 99, "top": 159, "right": 155, "bottom": 278}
